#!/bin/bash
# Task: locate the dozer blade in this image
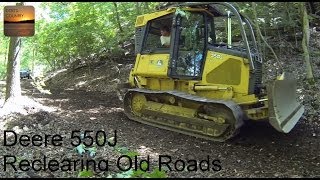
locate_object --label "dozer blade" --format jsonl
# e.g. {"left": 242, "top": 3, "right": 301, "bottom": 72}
{"left": 267, "top": 73, "right": 304, "bottom": 133}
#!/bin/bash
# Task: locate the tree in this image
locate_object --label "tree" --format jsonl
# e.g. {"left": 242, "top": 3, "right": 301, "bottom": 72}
{"left": 251, "top": 2, "right": 283, "bottom": 74}
{"left": 113, "top": 2, "right": 123, "bottom": 33}
{"left": 4, "top": 2, "right": 24, "bottom": 106}
{"left": 300, "top": 2, "right": 315, "bottom": 84}
{"left": 5, "top": 37, "right": 22, "bottom": 102}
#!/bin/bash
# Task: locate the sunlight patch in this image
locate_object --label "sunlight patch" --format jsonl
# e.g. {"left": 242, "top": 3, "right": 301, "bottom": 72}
{"left": 64, "top": 88, "right": 74, "bottom": 90}
{"left": 106, "top": 107, "right": 123, "bottom": 113}
{"left": 75, "top": 75, "right": 87, "bottom": 80}
{"left": 138, "top": 145, "right": 159, "bottom": 159}
{"left": 297, "top": 89, "right": 302, "bottom": 93}
{"left": 0, "top": 98, "right": 4, "bottom": 108}
{"left": 76, "top": 81, "right": 87, "bottom": 87}
{"left": 299, "top": 95, "right": 305, "bottom": 100}
{"left": 46, "top": 68, "right": 68, "bottom": 80}
{"left": 34, "top": 98, "right": 55, "bottom": 103}
{"left": 88, "top": 108, "right": 100, "bottom": 114}
{"left": 93, "top": 76, "right": 106, "bottom": 81}
{"left": 0, "top": 96, "right": 56, "bottom": 118}
{"left": 54, "top": 99, "right": 69, "bottom": 102}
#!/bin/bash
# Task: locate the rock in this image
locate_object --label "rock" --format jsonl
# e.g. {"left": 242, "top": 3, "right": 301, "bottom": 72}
{"left": 12, "top": 126, "right": 23, "bottom": 134}
{"left": 22, "top": 126, "right": 29, "bottom": 131}
{"left": 290, "top": 175, "right": 303, "bottom": 178}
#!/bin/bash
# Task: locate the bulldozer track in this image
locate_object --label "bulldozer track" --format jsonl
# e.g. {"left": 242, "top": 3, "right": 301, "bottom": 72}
{"left": 123, "top": 88, "right": 245, "bottom": 142}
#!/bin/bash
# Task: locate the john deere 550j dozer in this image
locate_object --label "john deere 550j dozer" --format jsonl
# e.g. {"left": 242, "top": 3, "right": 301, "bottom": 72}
{"left": 121, "top": 2, "right": 304, "bottom": 142}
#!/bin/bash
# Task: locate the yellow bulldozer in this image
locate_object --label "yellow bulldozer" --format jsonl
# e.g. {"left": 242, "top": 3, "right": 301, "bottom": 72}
{"left": 120, "top": 2, "right": 305, "bottom": 142}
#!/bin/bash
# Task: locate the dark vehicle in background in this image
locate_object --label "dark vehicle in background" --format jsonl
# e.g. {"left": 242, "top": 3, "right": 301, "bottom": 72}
{"left": 20, "top": 69, "right": 31, "bottom": 79}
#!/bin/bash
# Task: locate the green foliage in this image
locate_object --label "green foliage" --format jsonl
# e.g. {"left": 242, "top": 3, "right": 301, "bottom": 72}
{"left": 175, "top": 8, "right": 191, "bottom": 20}
{"left": 125, "top": 151, "right": 139, "bottom": 158}
{"left": 109, "top": 146, "right": 168, "bottom": 178}
{"left": 0, "top": 26, "right": 9, "bottom": 79}
{"left": 115, "top": 169, "right": 134, "bottom": 178}
{"left": 0, "top": 2, "right": 314, "bottom": 81}
{"left": 68, "top": 132, "right": 167, "bottom": 178}
{"left": 114, "top": 145, "right": 129, "bottom": 154}
{"left": 74, "top": 143, "right": 97, "bottom": 157}
{"left": 75, "top": 143, "right": 86, "bottom": 155}
{"left": 87, "top": 147, "right": 97, "bottom": 157}
{"left": 78, "top": 170, "right": 94, "bottom": 177}
{"left": 111, "top": 166, "right": 167, "bottom": 178}
{"left": 148, "top": 169, "right": 167, "bottom": 178}
{"left": 0, "top": 2, "right": 160, "bottom": 78}
{"left": 113, "top": 167, "right": 167, "bottom": 178}
{"left": 0, "top": 66, "right": 7, "bottom": 80}
{"left": 34, "top": 2, "right": 160, "bottom": 71}
{"left": 109, "top": 166, "right": 168, "bottom": 178}
{"left": 71, "top": 142, "right": 168, "bottom": 178}
{"left": 235, "top": 2, "right": 301, "bottom": 31}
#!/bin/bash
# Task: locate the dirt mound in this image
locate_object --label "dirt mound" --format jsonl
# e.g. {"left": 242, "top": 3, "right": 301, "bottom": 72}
{"left": 44, "top": 57, "right": 133, "bottom": 96}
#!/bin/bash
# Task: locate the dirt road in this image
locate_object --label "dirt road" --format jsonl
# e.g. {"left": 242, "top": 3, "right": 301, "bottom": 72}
{"left": 0, "top": 79, "right": 319, "bottom": 178}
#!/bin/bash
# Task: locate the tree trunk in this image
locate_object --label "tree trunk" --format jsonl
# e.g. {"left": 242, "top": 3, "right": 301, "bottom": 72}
{"left": 301, "top": 2, "right": 315, "bottom": 83}
{"left": 32, "top": 47, "right": 35, "bottom": 77}
{"left": 45, "top": 58, "right": 54, "bottom": 70}
{"left": 263, "top": 21, "right": 266, "bottom": 59}
{"left": 285, "top": 2, "right": 298, "bottom": 48}
{"left": 53, "top": 59, "right": 56, "bottom": 71}
{"left": 251, "top": 2, "right": 283, "bottom": 73}
{"left": 4, "top": 2, "right": 24, "bottom": 104}
{"left": 308, "top": 2, "right": 316, "bottom": 14}
{"left": 113, "top": 2, "right": 123, "bottom": 33}
{"left": 144, "top": 2, "right": 150, "bottom": 13}
{"left": 135, "top": 2, "right": 140, "bottom": 15}
{"left": 5, "top": 36, "right": 22, "bottom": 102}
{"left": 4, "top": 40, "right": 8, "bottom": 66}
{"left": 277, "top": 27, "right": 282, "bottom": 56}
{"left": 255, "top": 19, "right": 262, "bottom": 58}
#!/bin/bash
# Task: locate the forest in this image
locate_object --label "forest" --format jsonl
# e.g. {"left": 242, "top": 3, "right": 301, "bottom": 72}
{"left": 0, "top": 2, "right": 319, "bottom": 178}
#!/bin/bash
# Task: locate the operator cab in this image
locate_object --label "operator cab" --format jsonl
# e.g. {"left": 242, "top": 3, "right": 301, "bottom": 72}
{"left": 137, "top": 3, "right": 261, "bottom": 94}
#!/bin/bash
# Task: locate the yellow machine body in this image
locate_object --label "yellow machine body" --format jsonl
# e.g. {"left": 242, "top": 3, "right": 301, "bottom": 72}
{"left": 130, "top": 51, "right": 266, "bottom": 119}
{"left": 122, "top": 3, "right": 304, "bottom": 141}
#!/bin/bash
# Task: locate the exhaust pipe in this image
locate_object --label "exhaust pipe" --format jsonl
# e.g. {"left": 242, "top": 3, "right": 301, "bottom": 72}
{"left": 267, "top": 72, "right": 305, "bottom": 133}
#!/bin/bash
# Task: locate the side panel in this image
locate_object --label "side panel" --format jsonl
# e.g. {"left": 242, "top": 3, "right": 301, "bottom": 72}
{"left": 200, "top": 50, "right": 250, "bottom": 95}
{"left": 133, "top": 54, "right": 170, "bottom": 78}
